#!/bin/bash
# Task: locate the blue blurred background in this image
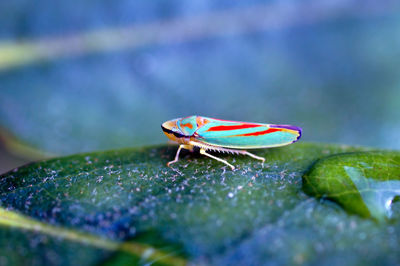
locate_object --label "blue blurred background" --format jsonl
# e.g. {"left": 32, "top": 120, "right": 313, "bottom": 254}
{"left": 1, "top": 0, "right": 400, "bottom": 173}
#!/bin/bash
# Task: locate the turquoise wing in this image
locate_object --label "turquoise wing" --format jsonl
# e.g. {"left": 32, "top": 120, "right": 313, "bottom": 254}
{"left": 194, "top": 117, "right": 302, "bottom": 149}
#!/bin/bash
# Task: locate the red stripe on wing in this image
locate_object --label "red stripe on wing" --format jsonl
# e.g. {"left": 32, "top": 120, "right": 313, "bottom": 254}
{"left": 234, "top": 128, "right": 282, "bottom": 137}
{"left": 206, "top": 124, "right": 263, "bottom": 132}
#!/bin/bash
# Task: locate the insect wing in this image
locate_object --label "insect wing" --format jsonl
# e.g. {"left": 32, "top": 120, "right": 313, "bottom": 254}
{"left": 194, "top": 117, "right": 301, "bottom": 149}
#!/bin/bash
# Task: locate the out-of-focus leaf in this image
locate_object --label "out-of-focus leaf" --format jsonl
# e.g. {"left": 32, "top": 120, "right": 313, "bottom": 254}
{"left": 1, "top": 5, "right": 400, "bottom": 155}
{"left": 0, "top": 208, "right": 185, "bottom": 266}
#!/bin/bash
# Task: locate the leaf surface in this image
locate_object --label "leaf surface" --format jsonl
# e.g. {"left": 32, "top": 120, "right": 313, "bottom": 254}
{"left": 1, "top": 143, "right": 400, "bottom": 265}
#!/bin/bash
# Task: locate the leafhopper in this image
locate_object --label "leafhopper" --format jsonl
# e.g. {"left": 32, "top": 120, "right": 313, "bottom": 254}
{"left": 162, "top": 116, "right": 302, "bottom": 170}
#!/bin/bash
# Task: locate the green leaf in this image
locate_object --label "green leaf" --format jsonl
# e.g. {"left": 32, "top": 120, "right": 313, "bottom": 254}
{"left": 2, "top": 142, "right": 400, "bottom": 265}
{"left": 303, "top": 151, "right": 400, "bottom": 222}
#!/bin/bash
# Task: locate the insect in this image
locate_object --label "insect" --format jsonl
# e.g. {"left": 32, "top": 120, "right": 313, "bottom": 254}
{"left": 161, "top": 115, "right": 302, "bottom": 170}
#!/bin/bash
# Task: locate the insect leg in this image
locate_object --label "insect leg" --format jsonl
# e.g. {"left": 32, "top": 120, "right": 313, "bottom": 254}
{"left": 224, "top": 149, "right": 265, "bottom": 167}
{"left": 167, "top": 144, "right": 193, "bottom": 167}
{"left": 243, "top": 151, "right": 265, "bottom": 165}
{"left": 200, "top": 148, "right": 235, "bottom": 170}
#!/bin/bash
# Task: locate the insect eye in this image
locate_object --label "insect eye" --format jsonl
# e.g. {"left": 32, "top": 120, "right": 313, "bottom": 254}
{"left": 170, "top": 127, "right": 186, "bottom": 138}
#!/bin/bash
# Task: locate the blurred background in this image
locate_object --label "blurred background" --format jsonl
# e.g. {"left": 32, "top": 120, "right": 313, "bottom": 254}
{"left": 1, "top": 0, "right": 400, "bottom": 174}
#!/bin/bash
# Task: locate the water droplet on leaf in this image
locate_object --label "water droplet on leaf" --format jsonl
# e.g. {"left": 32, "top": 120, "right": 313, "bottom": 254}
{"left": 303, "top": 152, "right": 400, "bottom": 222}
